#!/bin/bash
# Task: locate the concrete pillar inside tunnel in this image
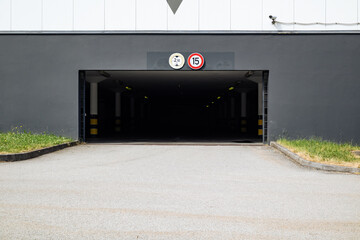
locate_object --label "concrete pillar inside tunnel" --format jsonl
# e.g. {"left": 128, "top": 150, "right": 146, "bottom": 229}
{"left": 130, "top": 97, "right": 135, "bottom": 118}
{"left": 258, "top": 82, "right": 263, "bottom": 136}
{"left": 130, "top": 96, "right": 135, "bottom": 128}
{"left": 115, "top": 92, "right": 121, "bottom": 133}
{"left": 90, "top": 82, "right": 98, "bottom": 136}
{"left": 223, "top": 101, "right": 227, "bottom": 119}
{"left": 230, "top": 96, "right": 236, "bottom": 130}
{"left": 140, "top": 102, "right": 145, "bottom": 119}
{"left": 241, "top": 92, "right": 247, "bottom": 133}
{"left": 230, "top": 97, "right": 235, "bottom": 119}
{"left": 87, "top": 75, "right": 105, "bottom": 137}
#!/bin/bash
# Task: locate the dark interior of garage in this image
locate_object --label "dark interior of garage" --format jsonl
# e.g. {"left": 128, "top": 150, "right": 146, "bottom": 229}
{"left": 80, "top": 70, "right": 267, "bottom": 143}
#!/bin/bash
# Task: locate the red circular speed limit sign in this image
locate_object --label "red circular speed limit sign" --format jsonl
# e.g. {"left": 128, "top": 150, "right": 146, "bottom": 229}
{"left": 188, "top": 53, "right": 205, "bottom": 70}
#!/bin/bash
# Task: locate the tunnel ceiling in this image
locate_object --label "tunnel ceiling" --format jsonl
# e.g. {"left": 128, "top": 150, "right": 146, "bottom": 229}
{"left": 86, "top": 70, "right": 262, "bottom": 97}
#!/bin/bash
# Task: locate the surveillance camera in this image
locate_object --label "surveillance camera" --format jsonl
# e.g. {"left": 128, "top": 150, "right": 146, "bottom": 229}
{"left": 269, "top": 15, "right": 277, "bottom": 24}
{"left": 269, "top": 15, "right": 277, "bottom": 20}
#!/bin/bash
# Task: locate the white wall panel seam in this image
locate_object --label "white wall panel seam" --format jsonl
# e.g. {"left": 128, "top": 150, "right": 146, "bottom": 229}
{"left": 72, "top": 0, "right": 74, "bottom": 30}
{"left": 293, "top": 0, "right": 296, "bottom": 25}
{"left": 261, "top": 0, "right": 264, "bottom": 30}
{"left": 261, "top": 0, "right": 263, "bottom": 30}
{"left": 104, "top": 0, "right": 105, "bottom": 30}
{"left": 198, "top": 0, "right": 200, "bottom": 30}
{"left": 230, "top": 0, "right": 231, "bottom": 31}
{"left": 41, "top": 0, "right": 43, "bottom": 30}
{"left": 325, "top": 0, "right": 327, "bottom": 27}
{"left": 73, "top": 0, "right": 78, "bottom": 30}
{"left": 135, "top": 0, "right": 137, "bottom": 31}
{"left": 10, "top": 0, "right": 12, "bottom": 30}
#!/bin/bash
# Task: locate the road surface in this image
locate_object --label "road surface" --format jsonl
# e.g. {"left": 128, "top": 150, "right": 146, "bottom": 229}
{"left": 0, "top": 144, "right": 359, "bottom": 239}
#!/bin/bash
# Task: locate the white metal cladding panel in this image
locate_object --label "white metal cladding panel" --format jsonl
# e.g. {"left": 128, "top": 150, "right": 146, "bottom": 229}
{"left": 0, "top": 0, "right": 11, "bottom": 30}
{"left": 3, "top": 0, "right": 360, "bottom": 31}
{"left": 136, "top": 0, "right": 167, "bottom": 30}
{"left": 11, "top": 0, "right": 42, "bottom": 30}
{"left": 294, "top": 0, "right": 325, "bottom": 30}
{"left": 105, "top": 0, "right": 135, "bottom": 30}
{"left": 199, "top": 0, "right": 231, "bottom": 30}
{"left": 231, "top": 0, "right": 262, "bottom": 30}
{"left": 263, "top": 0, "right": 294, "bottom": 31}
{"left": 168, "top": 0, "right": 199, "bottom": 30}
{"left": 74, "top": 0, "right": 104, "bottom": 30}
{"left": 326, "top": 0, "right": 358, "bottom": 30}
{"left": 43, "top": 0, "right": 73, "bottom": 30}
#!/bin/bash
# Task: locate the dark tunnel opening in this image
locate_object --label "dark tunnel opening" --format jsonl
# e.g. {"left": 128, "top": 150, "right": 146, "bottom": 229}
{"left": 80, "top": 70, "right": 267, "bottom": 143}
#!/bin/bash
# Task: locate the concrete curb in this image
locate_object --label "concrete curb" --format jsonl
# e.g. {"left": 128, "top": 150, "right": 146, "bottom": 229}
{"left": 270, "top": 142, "right": 360, "bottom": 174}
{"left": 0, "top": 141, "right": 80, "bottom": 162}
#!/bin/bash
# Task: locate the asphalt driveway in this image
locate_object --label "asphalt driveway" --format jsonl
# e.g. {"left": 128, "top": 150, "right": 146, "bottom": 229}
{"left": 0, "top": 144, "right": 359, "bottom": 239}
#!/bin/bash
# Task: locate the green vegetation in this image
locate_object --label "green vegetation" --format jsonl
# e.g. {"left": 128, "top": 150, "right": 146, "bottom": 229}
{"left": 277, "top": 138, "right": 360, "bottom": 168}
{"left": 0, "top": 127, "right": 72, "bottom": 154}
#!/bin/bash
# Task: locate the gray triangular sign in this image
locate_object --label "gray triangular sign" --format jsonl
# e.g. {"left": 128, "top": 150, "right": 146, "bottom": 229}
{"left": 167, "top": 0, "right": 183, "bottom": 14}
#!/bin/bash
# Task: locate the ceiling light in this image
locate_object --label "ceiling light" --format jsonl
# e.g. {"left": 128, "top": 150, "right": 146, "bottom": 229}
{"left": 98, "top": 71, "right": 111, "bottom": 78}
{"left": 245, "top": 71, "right": 254, "bottom": 78}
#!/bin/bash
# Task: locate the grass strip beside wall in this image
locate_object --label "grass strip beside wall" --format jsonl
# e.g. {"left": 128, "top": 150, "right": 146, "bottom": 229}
{"left": 277, "top": 138, "right": 360, "bottom": 168}
{"left": 0, "top": 129, "right": 72, "bottom": 154}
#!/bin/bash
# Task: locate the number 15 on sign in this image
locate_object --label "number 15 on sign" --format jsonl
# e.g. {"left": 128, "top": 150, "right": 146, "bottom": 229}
{"left": 188, "top": 53, "right": 205, "bottom": 70}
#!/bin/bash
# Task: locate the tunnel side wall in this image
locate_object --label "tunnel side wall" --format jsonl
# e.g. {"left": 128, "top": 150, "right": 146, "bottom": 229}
{"left": 0, "top": 34, "right": 359, "bottom": 143}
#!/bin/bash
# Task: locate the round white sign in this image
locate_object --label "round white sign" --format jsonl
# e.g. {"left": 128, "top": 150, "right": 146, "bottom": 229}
{"left": 169, "top": 53, "right": 185, "bottom": 70}
{"left": 188, "top": 53, "right": 205, "bottom": 70}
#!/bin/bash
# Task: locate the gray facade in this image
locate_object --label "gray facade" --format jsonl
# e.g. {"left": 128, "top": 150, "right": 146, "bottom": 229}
{"left": 0, "top": 33, "right": 359, "bottom": 143}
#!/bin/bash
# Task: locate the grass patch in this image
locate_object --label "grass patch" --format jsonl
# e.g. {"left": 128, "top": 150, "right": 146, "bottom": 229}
{"left": 0, "top": 128, "right": 72, "bottom": 154}
{"left": 277, "top": 138, "right": 360, "bottom": 168}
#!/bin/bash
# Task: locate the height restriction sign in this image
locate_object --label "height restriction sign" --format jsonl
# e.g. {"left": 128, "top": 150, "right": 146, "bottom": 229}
{"left": 188, "top": 53, "right": 205, "bottom": 70}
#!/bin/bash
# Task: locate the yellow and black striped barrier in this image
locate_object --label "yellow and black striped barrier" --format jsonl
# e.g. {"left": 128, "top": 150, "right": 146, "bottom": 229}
{"left": 115, "top": 118, "right": 121, "bottom": 132}
{"left": 258, "top": 115, "right": 263, "bottom": 136}
{"left": 90, "top": 115, "right": 98, "bottom": 136}
{"left": 241, "top": 118, "right": 247, "bottom": 133}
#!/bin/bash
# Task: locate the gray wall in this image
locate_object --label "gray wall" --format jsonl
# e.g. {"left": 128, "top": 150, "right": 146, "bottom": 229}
{"left": 0, "top": 33, "right": 359, "bottom": 143}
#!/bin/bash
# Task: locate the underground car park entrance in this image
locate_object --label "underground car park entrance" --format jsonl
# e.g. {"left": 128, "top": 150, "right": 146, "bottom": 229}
{"left": 79, "top": 70, "right": 268, "bottom": 143}
{"left": 1, "top": 34, "right": 360, "bottom": 144}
